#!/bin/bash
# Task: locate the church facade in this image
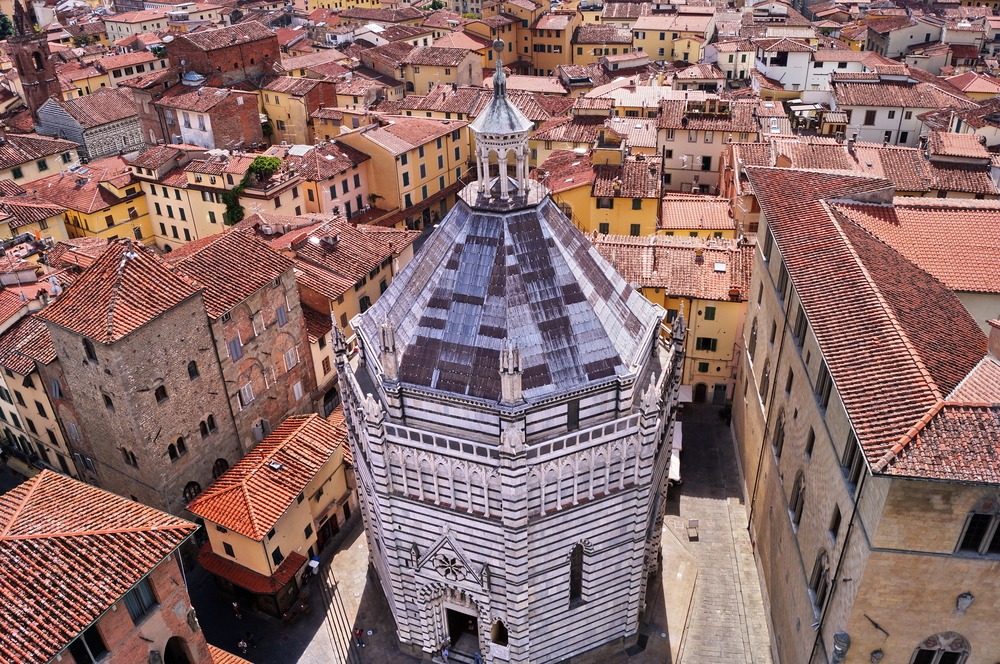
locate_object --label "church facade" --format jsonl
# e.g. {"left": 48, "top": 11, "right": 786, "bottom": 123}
{"left": 336, "top": 40, "right": 685, "bottom": 664}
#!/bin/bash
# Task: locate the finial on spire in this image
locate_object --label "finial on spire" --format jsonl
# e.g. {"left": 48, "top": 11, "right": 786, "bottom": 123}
{"left": 492, "top": 39, "right": 506, "bottom": 99}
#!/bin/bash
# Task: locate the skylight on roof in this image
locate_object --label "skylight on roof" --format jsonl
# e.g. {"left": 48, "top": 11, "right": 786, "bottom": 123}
{"left": 714, "top": 262, "right": 727, "bottom": 273}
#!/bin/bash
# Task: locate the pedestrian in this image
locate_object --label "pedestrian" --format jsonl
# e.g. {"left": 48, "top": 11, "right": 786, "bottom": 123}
{"left": 473, "top": 652, "right": 483, "bottom": 664}
{"left": 231, "top": 601, "right": 241, "bottom": 619}
{"left": 237, "top": 639, "right": 248, "bottom": 655}
{"left": 245, "top": 632, "right": 257, "bottom": 649}
{"left": 353, "top": 628, "right": 366, "bottom": 648}
{"left": 441, "top": 646, "right": 449, "bottom": 662}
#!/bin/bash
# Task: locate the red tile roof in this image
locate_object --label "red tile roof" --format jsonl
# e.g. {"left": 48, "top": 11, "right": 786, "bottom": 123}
{"left": 532, "top": 114, "right": 606, "bottom": 143}
{"left": 0, "top": 470, "right": 197, "bottom": 664}
{"left": 176, "top": 21, "right": 274, "bottom": 51}
{"left": 831, "top": 77, "right": 977, "bottom": 110}
{"left": 950, "top": 354, "right": 1000, "bottom": 402}
{"left": 531, "top": 149, "right": 597, "bottom": 193}
{"left": 747, "top": 166, "right": 987, "bottom": 472}
{"left": 291, "top": 219, "right": 419, "bottom": 289}
{"left": 58, "top": 87, "right": 139, "bottom": 128}
{"left": 402, "top": 46, "right": 472, "bottom": 67}
{"left": 285, "top": 141, "right": 370, "bottom": 183}
{"left": 0, "top": 133, "right": 78, "bottom": 171}
{"left": 359, "top": 116, "right": 468, "bottom": 155}
{"left": 573, "top": 24, "right": 633, "bottom": 45}
{"left": 593, "top": 234, "right": 753, "bottom": 301}
{"left": 31, "top": 155, "right": 134, "bottom": 213}
{"left": 198, "top": 541, "right": 307, "bottom": 593}
{"left": 593, "top": 155, "right": 661, "bottom": 198}
{"left": 44, "top": 236, "right": 109, "bottom": 270}
{"left": 657, "top": 98, "right": 758, "bottom": 132}
{"left": 164, "top": 228, "right": 294, "bottom": 319}
{"left": 187, "top": 413, "right": 348, "bottom": 538}
{"left": 660, "top": 195, "right": 735, "bottom": 230}
{"left": 338, "top": 6, "right": 426, "bottom": 22}
{"left": 927, "top": 131, "right": 989, "bottom": 159}
{"left": 831, "top": 198, "right": 1000, "bottom": 295}
{"left": 209, "top": 645, "right": 254, "bottom": 664}
{"left": 0, "top": 314, "right": 56, "bottom": 375}
{"left": 302, "top": 304, "right": 331, "bottom": 343}
{"left": 41, "top": 239, "right": 200, "bottom": 343}
{"left": 0, "top": 196, "right": 66, "bottom": 229}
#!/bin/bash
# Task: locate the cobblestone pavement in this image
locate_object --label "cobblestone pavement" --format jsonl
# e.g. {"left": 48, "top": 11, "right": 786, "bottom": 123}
{"left": 665, "top": 403, "right": 774, "bottom": 664}
{"left": 192, "top": 403, "right": 773, "bottom": 664}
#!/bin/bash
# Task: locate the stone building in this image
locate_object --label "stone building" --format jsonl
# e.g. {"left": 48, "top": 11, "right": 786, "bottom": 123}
{"left": 39, "top": 239, "right": 245, "bottom": 515}
{"left": 151, "top": 85, "right": 263, "bottom": 151}
{"left": 734, "top": 165, "right": 1000, "bottom": 664}
{"left": 0, "top": 470, "right": 217, "bottom": 664}
{"left": 165, "top": 228, "right": 316, "bottom": 452}
{"left": 35, "top": 87, "right": 146, "bottom": 160}
{"left": 337, "top": 42, "right": 685, "bottom": 664}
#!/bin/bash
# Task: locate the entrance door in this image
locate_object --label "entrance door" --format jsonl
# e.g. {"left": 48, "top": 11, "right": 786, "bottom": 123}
{"left": 712, "top": 383, "right": 727, "bottom": 405}
{"left": 445, "top": 608, "right": 478, "bottom": 650}
{"left": 317, "top": 515, "right": 339, "bottom": 549}
{"left": 693, "top": 383, "right": 707, "bottom": 403}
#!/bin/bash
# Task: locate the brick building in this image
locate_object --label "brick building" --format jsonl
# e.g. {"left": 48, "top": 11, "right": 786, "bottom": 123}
{"left": 0, "top": 469, "right": 217, "bottom": 664}
{"left": 164, "top": 228, "right": 316, "bottom": 452}
{"left": 152, "top": 85, "right": 263, "bottom": 150}
{"left": 167, "top": 22, "right": 281, "bottom": 86}
{"left": 39, "top": 239, "right": 245, "bottom": 515}
{"left": 6, "top": 0, "right": 61, "bottom": 123}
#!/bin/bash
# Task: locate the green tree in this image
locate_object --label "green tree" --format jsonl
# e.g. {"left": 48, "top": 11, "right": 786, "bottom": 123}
{"left": 423, "top": 0, "right": 445, "bottom": 8}
{"left": 72, "top": 34, "right": 98, "bottom": 47}
{"left": 0, "top": 14, "right": 13, "bottom": 41}
{"left": 461, "top": 12, "right": 478, "bottom": 18}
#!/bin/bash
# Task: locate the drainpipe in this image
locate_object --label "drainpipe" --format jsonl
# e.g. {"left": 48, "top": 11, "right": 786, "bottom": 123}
{"left": 808, "top": 465, "right": 868, "bottom": 664}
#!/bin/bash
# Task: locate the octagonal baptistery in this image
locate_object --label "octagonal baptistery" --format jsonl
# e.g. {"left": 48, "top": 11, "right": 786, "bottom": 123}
{"left": 335, "top": 46, "right": 685, "bottom": 664}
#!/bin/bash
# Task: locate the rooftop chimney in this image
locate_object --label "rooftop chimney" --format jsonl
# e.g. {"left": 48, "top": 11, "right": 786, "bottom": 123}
{"left": 989, "top": 319, "right": 1000, "bottom": 360}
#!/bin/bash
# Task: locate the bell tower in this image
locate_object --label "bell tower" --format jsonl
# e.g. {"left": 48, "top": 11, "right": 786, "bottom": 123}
{"left": 8, "top": 0, "right": 60, "bottom": 124}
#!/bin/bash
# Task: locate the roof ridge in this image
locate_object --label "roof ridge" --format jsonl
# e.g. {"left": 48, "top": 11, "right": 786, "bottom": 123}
{"left": 0, "top": 473, "right": 42, "bottom": 538}
{"left": 824, "top": 202, "right": 945, "bottom": 402}
{"left": 3, "top": 522, "right": 195, "bottom": 540}
{"left": 872, "top": 400, "right": 945, "bottom": 472}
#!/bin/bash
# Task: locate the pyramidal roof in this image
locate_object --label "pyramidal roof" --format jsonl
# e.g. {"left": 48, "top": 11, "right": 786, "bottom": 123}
{"left": 469, "top": 41, "right": 534, "bottom": 136}
{"left": 357, "top": 193, "right": 664, "bottom": 402}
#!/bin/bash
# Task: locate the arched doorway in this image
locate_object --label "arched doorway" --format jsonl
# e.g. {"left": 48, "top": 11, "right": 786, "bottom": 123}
{"left": 694, "top": 383, "right": 708, "bottom": 403}
{"left": 164, "top": 637, "right": 192, "bottom": 664}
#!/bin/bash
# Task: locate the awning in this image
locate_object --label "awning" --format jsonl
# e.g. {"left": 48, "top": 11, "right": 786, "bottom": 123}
{"left": 678, "top": 385, "right": 693, "bottom": 403}
{"left": 668, "top": 423, "right": 682, "bottom": 483}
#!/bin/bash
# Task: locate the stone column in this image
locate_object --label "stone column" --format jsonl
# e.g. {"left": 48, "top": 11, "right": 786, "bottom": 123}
{"left": 499, "top": 153, "right": 510, "bottom": 200}
{"left": 478, "top": 146, "right": 489, "bottom": 193}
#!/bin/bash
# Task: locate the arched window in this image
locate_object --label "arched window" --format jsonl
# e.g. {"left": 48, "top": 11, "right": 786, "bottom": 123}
{"left": 103, "top": 394, "right": 114, "bottom": 411}
{"left": 176, "top": 437, "right": 186, "bottom": 456}
{"left": 569, "top": 543, "right": 584, "bottom": 605}
{"left": 910, "top": 632, "right": 970, "bottom": 664}
{"left": 31, "top": 52, "right": 43, "bottom": 71}
{"left": 405, "top": 81, "right": 415, "bottom": 92}
{"left": 187, "top": 361, "right": 199, "bottom": 380}
{"left": 759, "top": 359, "right": 771, "bottom": 402}
{"left": 183, "top": 481, "right": 202, "bottom": 503}
{"left": 154, "top": 385, "right": 168, "bottom": 403}
{"left": 168, "top": 444, "right": 178, "bottom": 461}
{"left": 809, "top": 549, "right": 829, "bottom": 611}
{"left": 207, "top": 414, "right": 217, "bottom": 432}
{"left": 747, "top": 318, "right": 758, "bottom": 360}
{"left": 200, "top": 421, "right": 209, "bottom": 438}
{"left": 491, "top": 619, "right": 509, "bottom": 647}
{"left": 213, "top": 458, "right": 229, "bottom": 478}
{"left": 772, "top": 412, "right": 786, "bottom": 460}
{"left": 789, "top": 471, "right": 805, "bottom": 528}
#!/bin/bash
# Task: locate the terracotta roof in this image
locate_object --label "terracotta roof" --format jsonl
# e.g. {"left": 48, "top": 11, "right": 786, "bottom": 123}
{"left": 302, "top": 304, "right": 331, "bottom": 343}
{"left": 40, "top": 239, "right": 200, "bottom": 343}
{"left": 291, "top": 219, "right": 418, "bottom": 287}
{"left": 753, "top": 36, "right": 816, "bottom": 52}
{"left": 176, "top": 21, "right": 274, "bottom": 51}
{"left": 209, "top": 645, "right": 254, "bottom": 664}
{"left": 0, "top": 470, "right": 197, "bottom": 664}
{"left": 632, "top": 13, "right": 713, "bottom": 33}
{"left": 129, "top": 144, "right": 189, "bottom": 169}
{"left": 0, "top": 290, "right": 25, "bottom": 327}
{"left": 0, "top": 196, "right": 66, "bottom": 229}
{"left": 832, "top": 77, "right": 977, "bottom": 109}
{"left": 831, "top": 198, "right": 1000, "bottom": 295}
{"left": 164, "top": 228, "right": 294, "bottom": 319}
{"left": 573, "top": 24, "right": 633, "bottom": 45}
{"left": 660, "top": 195, "right": 734, "bottom": 230}
{"left": 532, "top": 114, "right": 606, "bottom": 143}
{"left": 154, "top": 85, "right": 252, "bottom": 112}
{"left": 432, "top": 31, "right": 490, "bottom": 50}
{"left": 945, "top": 70, "right": 1000, "bottom": 95}
{"left": 593, "top": 234, "right": 753, "bottom": 300}
{"left": 863, "top": 14, "right": 915, "bottom": 33}
{"left": 31, "top": 155, "right": 135, "bottom": 213}
{"left": 187, "top": 413, "right": 349, "bottom": 538}
{"left": 285, "top": 142, "right": 370, "bottom": 182}
{"left": 531, "top": 149, "right": 597, "bottom": 193}
{"left": 593, "top": 155, "right": 661, "bottom": 198}
{"left": 57, "top": 87, "right": 139, "bottom": 128}
{"left": 0, "top": 133, "right": 77, "bottom": 171}
{"left": 531, "top": 13, "right": 573, "bottom": 30}
{"left": 601, "top": 2, "right": 647, "bottom": 20}
{"left": 95, "top": 50, "right": 160, "bottom": 70}
{"left": 609, "top": 116, "right": 658, "bottom": 149}
{"left": 280, "top": 49, "right": 347, "bottom": 73}
{"left": 746, "top": 166, "right": 987, "bottom": 471}
{"left": 422, "top": 10, "right": 469, "bottom": 29}
{"left": 358, "top": 116, "right": 468, "bottom": 155}
{"left": 44, "top": 237, "right": 109, "bottom": 270}
{"left": 657, "top": 98, "right": 757, "bottom": 132}
{"left": 294, "top": 260, "right": 354, "bottom": 300}
{"left": 928, "top": 131, "right": 989, "bottom": 159}
{"left": 362, "top": 41, "right": 417, "bottom": 68}
{"left": 198, "top": 541, "right": 307, "bottom": 593}
{"left": 402, "top": 46, "right": 471, "bottom": 67}
{"left": 712, "top": 38, "right": 755, "bottom": 52}
{"left": 0, "top": 314, "right": 57, "bottom": 374}
{"left": 950, "top": 351, "right": 1000, "bottom": 402}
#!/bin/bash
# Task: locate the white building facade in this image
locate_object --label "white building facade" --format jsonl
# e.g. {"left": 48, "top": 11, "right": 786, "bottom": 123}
{"left": 337, "top": 41, "right": 685, "bottom": 664}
